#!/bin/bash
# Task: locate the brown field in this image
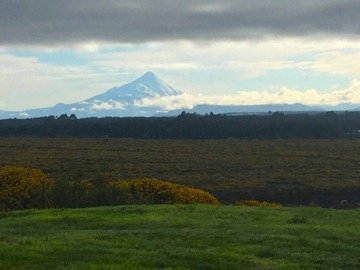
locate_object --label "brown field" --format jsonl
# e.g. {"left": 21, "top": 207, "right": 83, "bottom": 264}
{"left": 1, "top": 137, "right": 359, "bottom": 205}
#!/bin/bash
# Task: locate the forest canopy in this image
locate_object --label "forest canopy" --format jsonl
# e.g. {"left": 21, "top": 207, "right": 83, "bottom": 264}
{"left": 0, "top": 111, "right": 359, "bottom": 139}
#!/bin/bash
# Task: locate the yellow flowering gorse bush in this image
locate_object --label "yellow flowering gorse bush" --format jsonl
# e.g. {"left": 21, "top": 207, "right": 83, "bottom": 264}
{"left": 108, "top": 178, "right": 220, "bottom": 205}
{"left": 0, "top": 165, "right": 54, "bottom": 211}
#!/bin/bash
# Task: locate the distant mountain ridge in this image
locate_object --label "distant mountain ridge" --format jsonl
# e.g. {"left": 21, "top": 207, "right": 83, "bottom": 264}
{"left": 0, "top": 72, "right": 359, "bottom": 119}
{"left": 155, "top": 103, "right": 324, "bottom": 116}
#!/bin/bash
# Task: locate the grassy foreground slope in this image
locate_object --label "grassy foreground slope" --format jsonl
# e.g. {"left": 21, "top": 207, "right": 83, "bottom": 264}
{"left": 0, "top": 205, "right": 359, "bottom": 269}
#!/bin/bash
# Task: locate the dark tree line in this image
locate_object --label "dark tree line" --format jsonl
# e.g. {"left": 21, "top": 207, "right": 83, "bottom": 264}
{"left": 0, "top": 111, "right": 359, "bottom": 139}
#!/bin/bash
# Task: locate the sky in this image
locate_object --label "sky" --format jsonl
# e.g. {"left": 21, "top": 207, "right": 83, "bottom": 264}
{"left": 1, "top": 0, "right": 360, "bottom": 111}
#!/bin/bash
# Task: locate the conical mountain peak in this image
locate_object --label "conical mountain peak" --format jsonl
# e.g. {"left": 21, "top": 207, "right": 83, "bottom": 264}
{"left": 138, "top": 71, "right": 157, "bottom": 80}
{"left": 86, "top": 72, "right": 182, "bottom": 103}
{"left": 132, "top": 71, "right": 162, "bottom": 86}
{"left": 133, "top": 71, "right": 169, "bottom": 86}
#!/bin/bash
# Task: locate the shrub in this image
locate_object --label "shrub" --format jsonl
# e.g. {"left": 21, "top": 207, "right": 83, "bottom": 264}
{"left": 0, "top": 166, "right": 54, "bottom": 211}
{"left": 68, "top": 179, "right": 95, "bottom": 207}
{"left": 51, "top": 177, "right": 108, "bottom": 208}
{"left": 108, "top": 178, "right": 220, "bottom": 205}
{"left": 235, "top": 199, "right": 282, "bottom": 208}
{"left": 106, "top": 180, "right": 133, "bottom": 205}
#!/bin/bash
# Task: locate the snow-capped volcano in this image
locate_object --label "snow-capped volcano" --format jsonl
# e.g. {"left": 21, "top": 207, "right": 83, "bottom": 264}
{"left": 87, "top": 71, "right": 182, "bottom": 104}
{"left": 0, "top": 72, "right": 183, "bottom": 119}
{"left": 73, "top": 71, "right": 183, "bottom": 117}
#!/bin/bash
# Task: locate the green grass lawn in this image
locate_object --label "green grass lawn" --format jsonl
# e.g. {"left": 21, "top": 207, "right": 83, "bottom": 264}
{"left": 0, "top": 205, "right": 359, "bottom": 269}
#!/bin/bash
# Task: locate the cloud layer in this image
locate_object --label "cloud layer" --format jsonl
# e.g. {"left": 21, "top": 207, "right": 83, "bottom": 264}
{"left": 135, "top": 80, "right": 360, "bottom": 110}
{"left": 1, "top": 1, "right": 360, "bottom": 46}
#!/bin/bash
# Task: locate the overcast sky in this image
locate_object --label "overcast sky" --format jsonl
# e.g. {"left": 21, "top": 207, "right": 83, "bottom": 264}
{"left": 1, "top": 0, "right": 360, "bottom": 110}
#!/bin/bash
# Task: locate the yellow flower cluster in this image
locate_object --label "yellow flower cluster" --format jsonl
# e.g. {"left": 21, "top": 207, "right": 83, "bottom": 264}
{"left": 108, "top": 178, "right": 220, "bottom": 205}
{"left": 235, "top": 199, "right": 283, "bottom": 208}
{"left": 0, "top": 166, "right": 54, "bottom": 211}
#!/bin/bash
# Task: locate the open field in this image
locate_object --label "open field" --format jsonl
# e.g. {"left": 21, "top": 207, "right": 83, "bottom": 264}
{"left": 0, "top": 137, "right": 359, "bottom": 206}
{"left": 0, "top": 205, "right": 359, "bottom": 269}
{"left": 1, "top": 137, "right": 360, "bottom": 206}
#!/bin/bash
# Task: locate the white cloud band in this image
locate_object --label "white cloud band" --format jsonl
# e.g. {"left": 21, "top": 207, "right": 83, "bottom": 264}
{"left": 135, "top": 81, "right": 360, "bottom": 110}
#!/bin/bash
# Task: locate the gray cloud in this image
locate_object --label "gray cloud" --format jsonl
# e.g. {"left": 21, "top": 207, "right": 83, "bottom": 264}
{"left": 1, "top": 0, "right": 360, "bottom": 46}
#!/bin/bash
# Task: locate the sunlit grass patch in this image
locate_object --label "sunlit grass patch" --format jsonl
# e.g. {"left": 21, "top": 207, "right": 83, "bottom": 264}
{"left": 0, "top": 205, "right": 359, "bottom": 269}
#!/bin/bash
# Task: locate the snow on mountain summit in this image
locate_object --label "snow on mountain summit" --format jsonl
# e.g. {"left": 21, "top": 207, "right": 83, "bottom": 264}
{"left": 86, "top": 71, "right": 182, "bottom": 103}
{"left": 133, "top": 71, "right": 182, "bottom": 96}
